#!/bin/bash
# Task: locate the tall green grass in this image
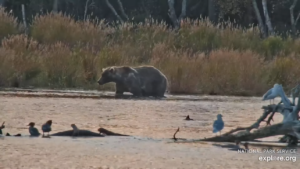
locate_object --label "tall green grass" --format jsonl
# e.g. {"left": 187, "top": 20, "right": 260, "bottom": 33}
{"left": 1, "top": 8, "right": 300, "bottom": 96}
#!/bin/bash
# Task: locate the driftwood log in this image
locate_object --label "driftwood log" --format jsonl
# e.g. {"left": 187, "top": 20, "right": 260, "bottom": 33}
{"left": 173, "top": 84, "right": 300, "bottom": 146}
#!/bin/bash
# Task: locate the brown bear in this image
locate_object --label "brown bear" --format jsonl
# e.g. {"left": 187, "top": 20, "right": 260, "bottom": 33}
{"left": 97, "top": 65, "right": 168, "bottom": 98}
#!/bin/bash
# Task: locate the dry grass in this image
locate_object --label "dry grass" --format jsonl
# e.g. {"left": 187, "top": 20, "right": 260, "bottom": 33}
{"left": 1, "top": 8, "right": 300, "bottom": 96}
{"left": 0, "top": 8, "right": 19, "bottom": 41}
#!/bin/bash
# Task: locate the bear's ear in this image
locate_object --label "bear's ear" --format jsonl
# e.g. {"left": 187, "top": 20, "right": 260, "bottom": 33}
{"left": 102, "top": 68, "right": 106, "bottom": 72}
{"left": 109, "top": 67, "right": 115, "bottom": 73}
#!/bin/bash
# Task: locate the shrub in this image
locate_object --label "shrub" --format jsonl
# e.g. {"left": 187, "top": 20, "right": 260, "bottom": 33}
{"left": 0, "top": 11, "right": 300, "bottom": 96}
{"left": 0, "top": 7, "right": 19, "bottom": 41}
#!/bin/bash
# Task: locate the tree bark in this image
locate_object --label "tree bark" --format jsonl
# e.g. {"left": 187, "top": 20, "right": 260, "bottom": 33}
{"left": 179, "top": 0, "right": 187, "bottom": 20}
{"left": 208, "top": 0, "right": 216, "bottom": 23}
{"left": 168, "top": 0, "right": 179, "bottom": 29}
{"left": 252, "top": 0, "right": 266, "bottom": 38}
{"left": 262, "top": 0, "right": 274, "bottom": 36}
{"left": 84, "top": 0, "right": 90, "bottom": 21}
{"left": 0, "top": 0, "right": 4, "bottom": 7}
{"left": 21, "top": 4, "right": 28, "bottom": 35}
{"left": 290, "top": 0, "right": 300, "bottom": 37}
{"left": 116, "top": 0, "right": 129, "bottom": 21}
{"left": 52, "top": 0, "right": 58, "bottom": 14}
{"left": 105, "top": 0, "right": 124, "bottom": 22}
{"left": 167, "top": 0, "right": 187, "bottom": 30}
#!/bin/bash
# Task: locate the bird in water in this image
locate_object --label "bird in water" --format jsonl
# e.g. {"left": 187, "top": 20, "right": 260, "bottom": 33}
{"left": 213, "top": 114, "right": 224, "bottom": 135}
{"left": 27, "top": 122, "right": 40, "bottom": 137}
{"left": 41, "top": 120, "right": 52, "bottom": 137}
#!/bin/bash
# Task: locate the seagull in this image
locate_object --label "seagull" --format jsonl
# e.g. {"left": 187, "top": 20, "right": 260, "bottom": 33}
{"left": 27, "top": 122, "right": 41, "bottom": 137}
{"left": 262, "top": 84, "right": 292, "bottom": 107}
{"left": 70, "top": 124, "right": 79, "bottom": 137}
{"left": 262, "top": 84, "right": 282, "bottom": 104}
{"left": 213, "top": 114, "right": 224, "bottom": 135}
{"left": 41, "top": 120, "right": 52, "bottom": 137}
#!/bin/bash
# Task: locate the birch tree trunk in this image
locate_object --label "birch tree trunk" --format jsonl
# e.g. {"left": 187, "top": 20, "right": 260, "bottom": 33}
{"left": 208, "top": 0, "right": 216, "bottom": 23}
{"left": 84, "top": 0, "right": 90, "bottom": 21}
{"left": 290, "top": 0, "right": 300, "bottom": 37}
{"left": 21, "top": 4, "right": 28, "bottom": 35}
{"left": 262, "top": 0, "right": 274, "bottom": 36}
{"left": 52, "top": 0, "right": 58, "bottom": 14}
{"left": 168, "top": 0, "right": 187, "bottom": 30}
{"left": 0, "top": 0, "right": 4, "bottom": 7}
{"left": 252, "top": 0, "right": 267, "bottom": 38}
{"left": 105, "top": 0, "right": 124, "bottom": 22}
{"left": 117, "top": 0, "right": 129, "bottom": 21}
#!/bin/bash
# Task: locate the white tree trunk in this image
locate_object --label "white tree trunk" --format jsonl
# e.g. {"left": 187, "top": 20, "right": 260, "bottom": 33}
{"left": 290, "top": 0, "right": 300, "bottom": 36}
{"left": 21, "top": 4, "right": 28, "bottom": 35}
{"left": 0, "top": 0, "right": 4, "bottom": 7}
{"left": 52, "top": 0, "right": 58, "bottom": 13}
{"left": 262, "top": 0, "right": 274, "bottom": 36}
{"left": 84, "top": 0, "right": 90, "bottom": 21}
{"left": 105, "top": 0, "right": 124, "bottom": 22}
{"left": 168, "top": 0, "right": 187, "bottom": 30}
{"left": 252, "top": 0, "right": 267, "bottom": 38}
{"left": 117, "top": 0, "right": 129, "bottom": 21}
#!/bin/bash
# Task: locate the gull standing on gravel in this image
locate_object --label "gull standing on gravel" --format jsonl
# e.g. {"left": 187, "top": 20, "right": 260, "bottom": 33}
{"left": 42, "top": 120, "right": 52, "bottom": 137}
{"left": 27, "top": 122, "right": 41, "bottom": 136}
{"left": 213, "top": 114, "right": 224, "bottom": 135}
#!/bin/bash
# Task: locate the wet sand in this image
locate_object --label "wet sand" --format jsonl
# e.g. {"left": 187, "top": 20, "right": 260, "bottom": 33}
{"left": 0, "top": 93, "right": 299, "bottom": 169}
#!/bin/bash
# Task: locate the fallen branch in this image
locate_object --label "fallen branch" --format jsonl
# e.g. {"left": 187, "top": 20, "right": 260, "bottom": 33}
{"left": 201, "top": 122, "right": 300, "bottom": 142}
{"left": 184, "top": 115, "right": 193, "bottom": 121}
{"left": 172, "top": 84, "right": 300, "bottom": 146}
{"left": 220, "top": 104, "right": 277, "bottom": 136}
{"left": 173, "top": 127, "right": 180, "bottom": 141}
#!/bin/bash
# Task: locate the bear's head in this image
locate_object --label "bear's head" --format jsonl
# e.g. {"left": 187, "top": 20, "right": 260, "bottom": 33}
{"left": 97, "top": 67, "right": 116, "bottom": 85}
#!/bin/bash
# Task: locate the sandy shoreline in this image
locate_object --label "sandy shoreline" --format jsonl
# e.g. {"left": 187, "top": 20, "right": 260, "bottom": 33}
{"left": 0, "top": 93, "right": 299, "bottom": 169}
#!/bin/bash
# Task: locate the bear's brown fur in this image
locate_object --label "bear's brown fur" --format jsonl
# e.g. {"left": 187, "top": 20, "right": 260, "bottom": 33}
{"left": 97, "top": 65, "right": 168, "bottom": 98}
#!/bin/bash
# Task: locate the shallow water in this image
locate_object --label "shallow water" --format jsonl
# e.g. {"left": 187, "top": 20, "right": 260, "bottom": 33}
{"left": 0, "top": 91, "right": 299, "bottom": 168}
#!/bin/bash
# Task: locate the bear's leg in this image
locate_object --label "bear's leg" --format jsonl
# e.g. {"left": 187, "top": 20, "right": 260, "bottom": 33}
{"left": 115, "top": 83, "right": 125, "bottom": 96}
{"left": 127, "top": 86, "right": 143, "bottom": 97}
{"left": 151, "top": 82, "right": 166, "bottom": 98}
